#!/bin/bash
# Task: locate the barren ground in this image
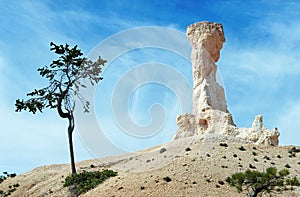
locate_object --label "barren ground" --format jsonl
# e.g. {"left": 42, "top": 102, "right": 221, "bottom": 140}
{"left": 1, "top": 136, "right": 299, "bottom": 196}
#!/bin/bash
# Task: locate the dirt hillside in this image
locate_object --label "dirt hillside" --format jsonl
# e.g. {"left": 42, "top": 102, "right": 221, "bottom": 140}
{"left": 1, "top": 136, "right": 299, "bottom": 196}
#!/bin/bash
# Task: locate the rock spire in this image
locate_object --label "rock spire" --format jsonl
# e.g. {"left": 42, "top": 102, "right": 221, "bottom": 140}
{"left": 174, "top": 21, "right": 280, "bottom": 146}
{"left": 187, "top": 21, "right": 228, "bottom": 117}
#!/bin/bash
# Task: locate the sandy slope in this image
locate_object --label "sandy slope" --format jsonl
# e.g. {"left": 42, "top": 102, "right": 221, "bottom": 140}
{"left": 1, "top": 136, "right": 299, "bottom": 196}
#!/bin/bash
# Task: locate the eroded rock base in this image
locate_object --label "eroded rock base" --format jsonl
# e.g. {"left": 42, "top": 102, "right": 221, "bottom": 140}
{"left": 174, "top": 110, "right": 279, "bottom": 146}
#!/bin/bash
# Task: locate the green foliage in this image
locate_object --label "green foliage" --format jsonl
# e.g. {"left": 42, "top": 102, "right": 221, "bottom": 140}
{"left": 279, "top": 169, "right": 289, "bottom": 176}
{"left": 226, "top": 167, "right": 298, "bottom": 197}
{"left": 15, "top": 42, "right": 106, "bottom": 174}
{"left": 286, "top": 177, "right": 300, "bottom": 186}
{"left": 63, "top": 169, "right": 117, "bottom": 195}
{"left": 15, "top": 42, "right": 106, "bottom": 114}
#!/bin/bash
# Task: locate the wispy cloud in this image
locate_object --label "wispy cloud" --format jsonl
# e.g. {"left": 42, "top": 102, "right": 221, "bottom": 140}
{"left": 216, "top": 2, "right": 300, "bottom": 132}
{"left": 277, "top": 100, "right": 300, "bottom": 145}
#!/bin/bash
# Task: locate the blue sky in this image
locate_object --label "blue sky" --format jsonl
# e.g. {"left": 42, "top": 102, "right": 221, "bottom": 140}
{"left": 1, "top": 0, "right": 300, "bottom": 174}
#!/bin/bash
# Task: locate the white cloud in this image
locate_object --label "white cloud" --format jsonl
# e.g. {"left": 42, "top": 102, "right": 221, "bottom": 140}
{"left": 277, "top": 100, "right": 300, "bottom": 146}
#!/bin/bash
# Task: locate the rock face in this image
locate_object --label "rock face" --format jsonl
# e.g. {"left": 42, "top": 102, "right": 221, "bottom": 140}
{"left": 174, "top": 22, "right": 280, "bottom": 145}
{"left": 187, "top": 21, "right": 228, "bottom": 115}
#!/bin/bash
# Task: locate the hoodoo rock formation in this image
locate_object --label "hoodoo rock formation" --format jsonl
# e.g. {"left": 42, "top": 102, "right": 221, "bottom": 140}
{"left": 174, "top": 21, "right": 280, "bottom": 145}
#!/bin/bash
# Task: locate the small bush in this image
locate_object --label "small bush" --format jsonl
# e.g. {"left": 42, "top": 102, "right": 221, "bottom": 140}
{"left": 254, "top": 158, "right": 258, "bottom": 162}
{"left": 249, "top": 164, "right": 256, "bottom": 169}
{"left": 233, "top": 154, "right": 237, "bottom": 158}
{"left": 219, "top": 143, "right": 228, "bottom": 147}
{"left": 185, "top": 147, "right": 191, "bottom": 151}
{"left": 252, "top": 152, "right": 257, "bottom": 156}
{"left": 0, "top": 172, "right": 17, "bottom": 184}
{"left": 159, "top": 148, "right": 167, "bottom": 154}
{"left": 286, "top": 177, "right": 300, "bottom": 186}
{"left": 277, "top": 155, "right": 281, "bottom": 158}
{"left": 64, "top": 169, "right": 117, "bottom": 195}
{"left": 0, "top": 172, "right": 19, "bottom": 197}
{"left": 239, "top": 146, "right": 246, "bottom": 151}
{"left": 221, "top": 165, "right": 228, "bottom": 168}
{"left": 218, "top": 180, "right": 224, "bottom": 185}
{"left": 163, "top": 176, "right": 172, "bottom": 182}
{"left": 263, "top": 155, "right": 271, "bottom": 160}
{"left": 284, "top": 164, "right": 291, "bottom": 168}
{"left": 226, "top": 167, "right": 295, "bottom": 196}
{"left": 288, "top": 146, "right": 300, "bottom": 154}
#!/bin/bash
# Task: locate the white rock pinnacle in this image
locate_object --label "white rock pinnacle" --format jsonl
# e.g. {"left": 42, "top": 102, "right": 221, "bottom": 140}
{"left": 187, "top": 22, "right": 228, "bottom": 117}
{"left": 174, "top": 21, "right": 280, "bottom": 146}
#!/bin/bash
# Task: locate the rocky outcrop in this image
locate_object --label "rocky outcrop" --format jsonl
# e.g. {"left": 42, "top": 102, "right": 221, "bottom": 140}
{"left": 174, "top": 22, "right": 280, "bottom": 145}
{"left": 187, "top": 21, "right": 228, "bottom": 116}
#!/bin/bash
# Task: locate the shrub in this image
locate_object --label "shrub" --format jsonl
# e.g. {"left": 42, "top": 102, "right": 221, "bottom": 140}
{"left": 288, "top": 146, "right": 300, "bottom": 154}
{"left": 0, "top": 172, "right": 19, "bottom": 197}
{"left": 226, "top": 167, "right": 297, "bottom": 197}
{"left": 284, "top": 164, "right": 291, "bottom": 168}
{"left": 239, "top": 146, "right": 246, "bottom": 151}
{"left": 252, "top": 152, "right": 257, "bottom": 156}
{"left": 163, "top": 176, "right": 172, "bottom": 182}
{"left": 63, "top": 169, "right": 117, "bottom": 195}
{"left": 219, "top": 143, "right": 228, "bottom": 147}
{"left": 185, "top": 147, "right": 191, "bottom": 151}
{"left": 286, "top": 177, "right": 300, "bottom": 186}
{"left": 159, "top": 148, "right": 167, "bottom": 154}
{"left": 263, "top": 155, "right": 271, "bottom": 160}
{"left": 218, "top": 180, "right": 224, "bottom": 185}
{"left": 249, "top": 164, "right": 256, "bottom": 169}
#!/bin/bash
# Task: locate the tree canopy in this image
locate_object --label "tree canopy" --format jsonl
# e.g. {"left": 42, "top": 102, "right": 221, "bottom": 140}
{"left": 226, "top": 167, "right": 299, "bottom": 197}
{"left": 15, "top": 42, "right": 106, "bottom": 174}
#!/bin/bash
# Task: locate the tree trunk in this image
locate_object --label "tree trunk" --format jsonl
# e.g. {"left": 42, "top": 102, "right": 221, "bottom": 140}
{"left": 68, "top": 113, "right": 76, "bottom": 174}
{"left": 57, "top": 96, "right": 77, "bottom": 174}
